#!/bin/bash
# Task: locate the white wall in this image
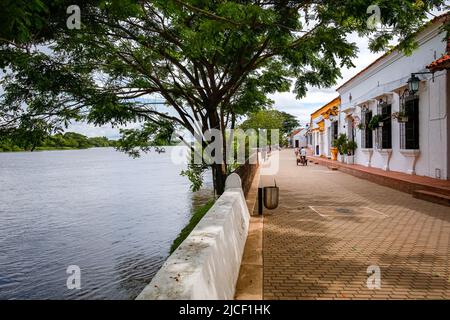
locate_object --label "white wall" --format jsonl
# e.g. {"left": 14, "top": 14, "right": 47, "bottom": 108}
{"left": 292, "top": 131, "right": 307, "bottom": 148}
{"left": 338, "top": 22, "right": 448, "bottom": 179}
{"left": 136, "top": 174, "right": 250, "bottom": 300}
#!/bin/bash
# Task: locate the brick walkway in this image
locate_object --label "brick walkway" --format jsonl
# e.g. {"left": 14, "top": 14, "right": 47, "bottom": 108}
{"left": 261, "top": 150, "right": 450, "bottom": 300}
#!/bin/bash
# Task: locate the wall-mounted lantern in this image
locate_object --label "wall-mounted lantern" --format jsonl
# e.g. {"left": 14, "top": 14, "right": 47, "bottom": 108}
{"left": 407, "top": 74, "right": 421, "bottom": 95}
{"left": 407, "top": 72, "right": 434, "bottom": 95}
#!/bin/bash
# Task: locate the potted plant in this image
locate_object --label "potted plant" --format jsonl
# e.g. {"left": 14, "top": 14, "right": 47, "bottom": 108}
{"left": 331, "top": 140, "right": 339, "bottom": 161}
{"left": 333, "top": 134, "right": 348, "bottom": 163}
{"left": 392, "top": 112, "right": 408, "bottom": 123}
{"left": 346, "top": 140, "right": 358, "bottom": 164}
{"left": 368, "top": 115, "right": 382, "bottom": 130}
{"left": 356, "top": 123, "right": 365, "bottom": 130}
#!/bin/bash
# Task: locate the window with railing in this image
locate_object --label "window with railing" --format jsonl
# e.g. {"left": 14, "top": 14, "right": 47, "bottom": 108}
{"left": 377, "top": 101, "right": 392, "bottom": 149}
{"left": 332, "top": 121, "right": 338, "bottom": 141}
{"left": 399, "top": 93, "right": 419, "bottom": 150}
{"left": 361, "top": 108, "right": 373, "bottom": 149}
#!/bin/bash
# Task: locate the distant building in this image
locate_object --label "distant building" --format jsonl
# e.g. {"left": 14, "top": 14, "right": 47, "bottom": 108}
{"left": 289, "top": 128, "right": 308, "bottom": 148}
{"left": 309, "top": 97, "right": 340, "bottom": 158}
{"left": 336, "top": 14, "right": 449, "bottom": 179}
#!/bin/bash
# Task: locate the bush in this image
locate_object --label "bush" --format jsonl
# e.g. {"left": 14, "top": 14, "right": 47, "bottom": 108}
{"left": 368, "top": 115, "right": 382, "bottom": 130}
{"left": 347, "top": 140, "right": 358, "bottom": 155}
{"left": 332, "top": 134, "right": 348, "bottom": 155}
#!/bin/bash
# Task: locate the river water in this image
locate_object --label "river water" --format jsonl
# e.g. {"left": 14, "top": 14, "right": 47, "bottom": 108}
{"left": 0, "top": 148, "right": 213, "bottom": 299}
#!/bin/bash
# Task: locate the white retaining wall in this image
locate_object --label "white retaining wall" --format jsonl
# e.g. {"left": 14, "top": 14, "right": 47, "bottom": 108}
{"left": 136, "top": 174, "right": 250, "bottom": 300}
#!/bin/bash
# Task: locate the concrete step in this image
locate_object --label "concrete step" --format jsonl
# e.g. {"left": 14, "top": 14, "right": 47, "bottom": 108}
{"left": 413, "top": 190, "right": 450, "bottom": 207}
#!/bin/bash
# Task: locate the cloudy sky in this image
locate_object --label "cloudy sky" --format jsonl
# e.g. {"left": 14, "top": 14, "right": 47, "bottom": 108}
{"left": 0, "top": 33, "right": 386, "bottom": 139}
{"left": 269, "top": 33, "right": 385, "bottom": 127}
{"left": 67, "top": 32, "right": 385, "bottom": 138}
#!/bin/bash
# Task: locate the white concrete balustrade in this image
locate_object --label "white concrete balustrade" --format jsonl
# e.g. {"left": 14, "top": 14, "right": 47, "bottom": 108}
{"left": 136, "top": 174, "right": 250, "bottom": 300}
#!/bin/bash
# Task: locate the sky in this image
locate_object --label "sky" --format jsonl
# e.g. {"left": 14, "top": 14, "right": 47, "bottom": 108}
{"left": 65, "top": 33, "right": 384, "bottom": 138}
{"left": 269, "top": 33, "right": 385, "bottom": 127}
{"left": 69, "top": 33, "right": 384, "bottom": 138}
{"left": 0, "top": 32, "right": 400, "bottom": 139}
{"left": 1, "top": 9, "right": 446, "bottom": 139}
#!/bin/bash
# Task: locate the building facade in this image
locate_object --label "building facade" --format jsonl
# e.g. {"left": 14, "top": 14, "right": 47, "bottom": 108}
{"left": 336, "top": 15, "right": 449, "bottom": 179}
{"left": 309, "top": 97, "right": 340, "bottom": 158}
{"left": 289, "top": 128, "right": 308, "bottom": 149}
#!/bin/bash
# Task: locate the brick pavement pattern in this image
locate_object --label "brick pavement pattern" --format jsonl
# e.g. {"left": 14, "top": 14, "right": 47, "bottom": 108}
{"left": 262, "top": 150, "right": 450, "bottom": 300}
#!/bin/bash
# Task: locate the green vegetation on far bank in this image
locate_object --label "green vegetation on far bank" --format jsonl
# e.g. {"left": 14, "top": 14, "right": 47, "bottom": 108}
{"left": 170, "top": 200, "right": 216, "bottom": 254}
{"left": 0, "top": 132, "right": 116, "bottom": 152}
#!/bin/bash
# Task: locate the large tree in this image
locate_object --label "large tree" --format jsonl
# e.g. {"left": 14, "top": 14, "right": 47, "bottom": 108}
{"left": 0, "top": 0, "right": 447, "bottom": 194}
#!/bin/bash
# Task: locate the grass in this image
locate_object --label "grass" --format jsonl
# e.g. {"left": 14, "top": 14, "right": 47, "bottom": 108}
{"left": 170, "top": 200, "right": 215, "bottom": 254}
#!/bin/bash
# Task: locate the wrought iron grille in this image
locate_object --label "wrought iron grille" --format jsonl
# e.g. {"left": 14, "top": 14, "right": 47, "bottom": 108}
{"left": 377, "top": 100, "right": 392, "bottom": 149}
{"left": 399, "top": 91, "right": 419, "bottom": 150}
{"left": 361, "top": 108, "right": 373, "bottom": 149}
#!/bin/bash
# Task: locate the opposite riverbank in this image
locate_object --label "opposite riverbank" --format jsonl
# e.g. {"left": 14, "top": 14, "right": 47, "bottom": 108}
{"left": 0, "top": 132, "right": 116, "bottom": 152}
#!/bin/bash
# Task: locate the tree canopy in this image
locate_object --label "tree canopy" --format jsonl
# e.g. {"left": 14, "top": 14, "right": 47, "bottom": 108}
{"left": 0, "top": 0, "right": 447, "bottom": 193}
{"left": 240, "top": 110, "right": 299, "bottom": 146}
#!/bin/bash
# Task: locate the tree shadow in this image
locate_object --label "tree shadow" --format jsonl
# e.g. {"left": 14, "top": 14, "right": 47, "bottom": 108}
{"left": 263, "top": 207, "right": 450, "bottom": 299}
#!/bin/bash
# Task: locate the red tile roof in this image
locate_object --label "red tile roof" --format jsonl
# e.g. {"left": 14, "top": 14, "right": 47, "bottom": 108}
{"left": 427, "top": 54, "right": 450, "bottom": 71}
{"left": 289, "top": 129, "right": 303, "bottom": 137}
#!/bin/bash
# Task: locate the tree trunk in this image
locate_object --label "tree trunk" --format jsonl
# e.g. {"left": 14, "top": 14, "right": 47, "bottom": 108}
{"left": 208, "top": 110, "right": 227, "bottom": 196}
{"left": 213, "top": 163, "right": 227, "bottom": 196}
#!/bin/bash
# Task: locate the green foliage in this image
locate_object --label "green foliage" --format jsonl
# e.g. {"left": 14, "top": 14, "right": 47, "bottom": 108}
{"left": 114, "top": 120, "right": 176, "bottom": 158}
{"left": 0, "top": 131, "right": 115, "bottom": 152}
{"left": 333, "top": 134, "right": 349, "bottom": 156}
{"left": 347, "top": 140, "right": 358, "bottom": 155}
{"left": 368, "top": 115, "right": 383, "bottom": 130}
{"left": 180, "top": 163, "right": 209, "bottom": 192}
{"left": 240, "top": 110, "right": 285, "bottom": 132}
{"left": 0, "top": 0, "right": 446, "bottom": 192}
{"left": 332, "top": 134, "right": 358, "bottom": 156}
{"left": 280, "top": 112, "right": 301, "bottom": 135}
{"left": 170, "top": 200, "right": 215, "bottom": 254}
{"left": 240, "top": 110, "right": 285, "bottom": 146}
{"left": 240, "top": 110, "right": 300, "bottom": 146}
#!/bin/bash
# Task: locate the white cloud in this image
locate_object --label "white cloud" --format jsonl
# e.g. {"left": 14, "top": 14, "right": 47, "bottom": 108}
{"left": 270, "top": 34, "right": 385, "bottom": 125}
{"left": 65, "top": 36, "right": 385, "bottom": 137}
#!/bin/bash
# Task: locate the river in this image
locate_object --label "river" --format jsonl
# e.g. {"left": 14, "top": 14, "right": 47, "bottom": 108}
{"left": 0, "top": 147, "right": 213, "bottom": 300}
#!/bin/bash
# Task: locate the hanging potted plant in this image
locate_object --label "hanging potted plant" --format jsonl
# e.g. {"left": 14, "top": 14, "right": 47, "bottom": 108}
{"left": 392, "top": 112, "right": 408, "bottom": 123}
{"left": 368, "top": 115, "right": 382, "bottom": 130}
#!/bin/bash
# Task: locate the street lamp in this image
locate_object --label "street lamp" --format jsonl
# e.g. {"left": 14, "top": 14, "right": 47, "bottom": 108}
{"left": 407, "top": 72, "right": 434, "bottom": 95}
{"left": 407, "top": 74, "right": 421, "bottom": 94}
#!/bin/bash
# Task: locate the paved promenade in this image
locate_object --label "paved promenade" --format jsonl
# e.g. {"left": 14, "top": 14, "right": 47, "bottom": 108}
{"left": 260, "top": 150, "right": 450, "bottom": 299}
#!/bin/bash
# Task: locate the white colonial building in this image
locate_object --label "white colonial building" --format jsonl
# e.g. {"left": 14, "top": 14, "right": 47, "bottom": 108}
{"left": 289, "top": 128, "right": 308, "bottom": 148}
{"left": 336, "top": 14, "right": 449, "bottom": 179}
